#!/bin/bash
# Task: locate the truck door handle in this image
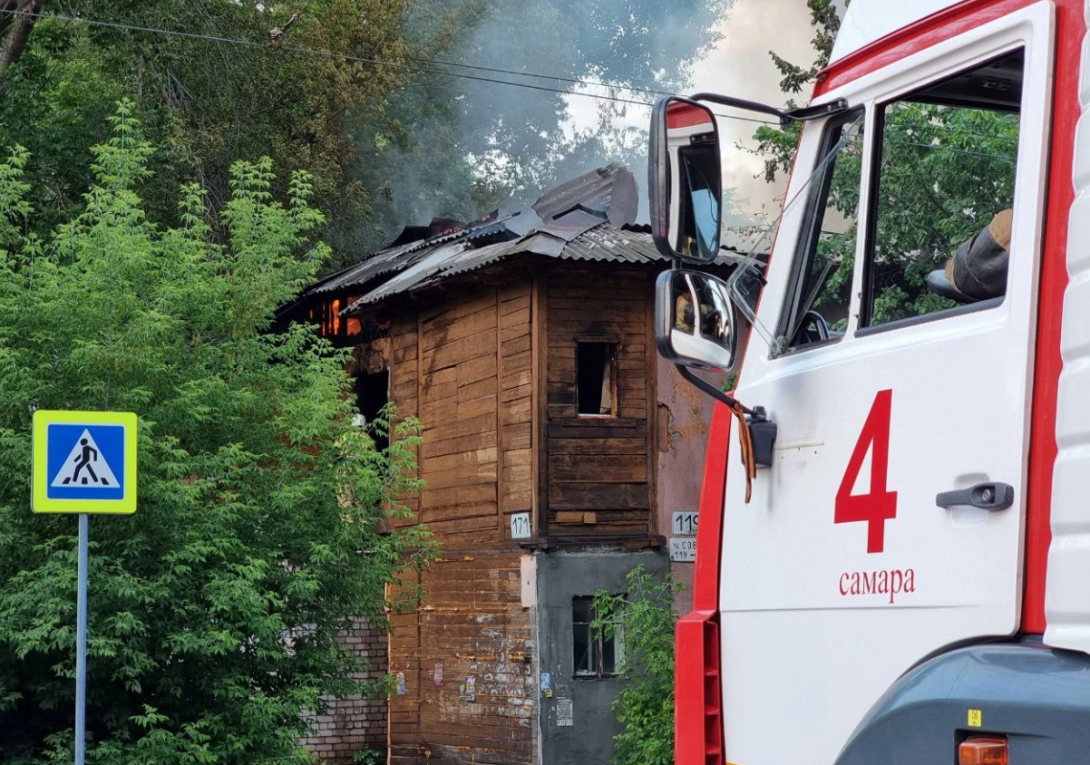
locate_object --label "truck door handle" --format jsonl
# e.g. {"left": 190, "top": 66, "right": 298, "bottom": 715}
{"left": 935, "top": 482, "right": 1014, "bottom": 511}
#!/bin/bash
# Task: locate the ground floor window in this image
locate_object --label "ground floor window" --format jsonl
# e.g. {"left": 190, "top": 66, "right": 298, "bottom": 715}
{"left": 572, "top": 596, "right": 622, "bottom": 677}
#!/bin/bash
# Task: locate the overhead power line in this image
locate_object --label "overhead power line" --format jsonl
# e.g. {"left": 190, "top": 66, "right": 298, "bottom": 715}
{"left": 19, "top": 10, "right": 780, "bottom": 127}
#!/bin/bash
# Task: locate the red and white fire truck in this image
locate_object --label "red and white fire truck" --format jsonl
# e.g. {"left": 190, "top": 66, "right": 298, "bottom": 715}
{"left": 648, "top": 1, "right": 1090, "bottom": 764}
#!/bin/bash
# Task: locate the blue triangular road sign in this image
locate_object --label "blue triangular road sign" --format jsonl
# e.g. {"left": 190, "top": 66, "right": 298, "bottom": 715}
{"left": 50, "top": 428, "right": 119, "bottom": 488}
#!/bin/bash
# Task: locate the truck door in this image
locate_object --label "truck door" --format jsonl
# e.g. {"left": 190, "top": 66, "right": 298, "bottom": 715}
{"left": 718, "top": 6, "right": 1053, "bottom": 765}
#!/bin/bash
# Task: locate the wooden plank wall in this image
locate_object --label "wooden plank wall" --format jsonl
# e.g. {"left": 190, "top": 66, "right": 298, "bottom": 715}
{"left": 388, "top": 315, "right": 425, "bottom": 759}
{"left": 544, "top": 269, "right": 655, "bottom": 539}
{"left": 386, "top": 282, "right": 536, "bottom": 765}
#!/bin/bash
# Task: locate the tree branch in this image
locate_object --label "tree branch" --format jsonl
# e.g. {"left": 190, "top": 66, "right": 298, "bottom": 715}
{"left": 0, "top": 0, "right": 41, "bottom": 102}
{"left": 0, "top": 0, "right": 21, "bottom": 43}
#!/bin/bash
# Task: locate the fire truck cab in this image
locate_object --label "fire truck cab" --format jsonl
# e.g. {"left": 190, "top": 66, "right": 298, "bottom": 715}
{"left": 649, "top": 1, "right": 1090, "bottom": 764}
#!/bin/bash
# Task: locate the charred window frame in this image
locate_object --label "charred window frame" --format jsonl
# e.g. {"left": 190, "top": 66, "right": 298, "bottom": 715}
{"left": 576, "top": 338, "right": 618, "bottom": 417}
{"left": 572, "top": 596, "right": 622, "bottom": 678}
{"left": 308, "top": 294, "right": 363, "bottom": 343}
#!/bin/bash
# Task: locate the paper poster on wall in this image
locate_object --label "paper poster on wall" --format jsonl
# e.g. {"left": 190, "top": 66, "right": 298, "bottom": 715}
{"left": 557, "top": 697, "right": 574, "bottom": 726}
{"left": 434, "top": 662, "right": 443, "bottom": 686}
{"left": 396, "top": 671, "right": 406, "bottom": 695}
{"left": 460, "top": 676, "right": 476, "bottom": 702}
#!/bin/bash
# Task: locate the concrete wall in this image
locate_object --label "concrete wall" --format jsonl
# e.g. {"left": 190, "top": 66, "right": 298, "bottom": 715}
{"left": 655, "top": 362, "right": 716, "bottom": 614}
{"left": 534, "top": 549, "right": 668, "bottom": 765}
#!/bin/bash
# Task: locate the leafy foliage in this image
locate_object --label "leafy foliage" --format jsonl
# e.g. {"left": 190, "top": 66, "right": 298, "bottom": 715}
{"left": 593, "top": 566, "right": 681, "bottom": 765}
{"left": 0, "top": 0, "right": 415, "bottom": 266}
{"left": 1, "top": 0, "right": 734, "bottom": 272}
{"left": 752, "top": 0, "right": 845, "bottom": 183}
{"left": 0, "top": 102, "right": 431, "bottom": 765}
{"left": 867, "top": 103, "right": 1017, "bottom": 323}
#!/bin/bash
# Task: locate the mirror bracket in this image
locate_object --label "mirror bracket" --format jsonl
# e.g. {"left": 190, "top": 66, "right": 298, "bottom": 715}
{"left": 689, "top": 92, "right": 793, "bottom": 125}
{"left": 687, "top": 94, "right": 849, "bottom": 127}
{"left": 677, "top": 365, "right": 743, "bottom": 411}
{"left": 785, "top": 97, "right": 850, "bottom": 123}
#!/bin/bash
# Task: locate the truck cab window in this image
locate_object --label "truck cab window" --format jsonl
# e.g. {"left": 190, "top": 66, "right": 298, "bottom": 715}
{"left": 780, "top": 111, "right": 865, "bottom": 350}
{"left": 862, "top": 50, "right": 1022, "bottom": 328}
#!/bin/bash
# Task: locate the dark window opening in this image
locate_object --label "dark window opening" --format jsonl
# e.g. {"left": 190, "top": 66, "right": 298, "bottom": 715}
{"left": 577, "top": 342, "right": 616, "bottom": 416}
{"left": 572, "top": 596, "right": 622, "bottom": 678}
{"left": 354, "top": 369, "right": 390, "bottom": 451}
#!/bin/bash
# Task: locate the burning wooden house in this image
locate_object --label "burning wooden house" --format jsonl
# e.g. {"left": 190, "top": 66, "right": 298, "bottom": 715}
{"left": 284, "top": 164, "right": 732, "bottom": 765}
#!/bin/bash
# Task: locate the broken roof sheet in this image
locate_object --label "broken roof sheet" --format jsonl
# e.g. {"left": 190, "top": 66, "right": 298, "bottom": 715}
{"left": 533, "top": 163, "right": 638, "bottom": 227}
{"left": 306, "top": 213, "right": 517, "bottom": 296}
{"left": 341, "top": 218, "right": 744, "bottom": 312}
{"left": 298, "top": 163, "right": 757, "bottom": 316}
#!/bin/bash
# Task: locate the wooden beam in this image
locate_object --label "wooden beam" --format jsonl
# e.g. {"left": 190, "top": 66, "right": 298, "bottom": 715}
{"left": 495, "top": 286, "right": 505, "bottom": 538}
{"left": 532, "top": 269, "right": 548, "bottom": 539}
{"left": 646, "top": 276, "right": 658, "bottom": 537}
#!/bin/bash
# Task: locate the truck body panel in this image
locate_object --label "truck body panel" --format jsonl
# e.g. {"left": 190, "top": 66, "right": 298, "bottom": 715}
{"left": 661, "top": 0, "right": 1090, "bottom": 763}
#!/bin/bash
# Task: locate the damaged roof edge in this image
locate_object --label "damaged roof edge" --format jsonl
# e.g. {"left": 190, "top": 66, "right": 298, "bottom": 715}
{"left": 302, "top": 162, "right": 761, "bottom": 317}
{"left": 340, "top": 222, "right": 747, "bottom": 315}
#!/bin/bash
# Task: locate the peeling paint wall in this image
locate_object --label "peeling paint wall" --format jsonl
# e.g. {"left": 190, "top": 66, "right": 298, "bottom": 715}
{"left": 655, "top": 362, "right": 717, "bottom": 613}
{"left": 534, "top": 550, "right": 668, "bottom": 765}
{"left": 389, "top": 551, "right": 536, "bottom": 765}
{"left": 384, "top": 283, "right": 538, "bottom": 765}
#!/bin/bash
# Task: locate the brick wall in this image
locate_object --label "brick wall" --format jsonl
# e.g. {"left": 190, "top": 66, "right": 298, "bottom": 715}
{"left": 302, "top": 619, "right": 389, "bottom": 764}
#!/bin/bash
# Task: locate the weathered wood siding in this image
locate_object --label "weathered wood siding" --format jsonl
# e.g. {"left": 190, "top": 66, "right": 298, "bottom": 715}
{"left": 544, "top": 269, "right": 655, "bottom": 539}
{"left": 386, "top": 283, "right": 536, "bottom": 765}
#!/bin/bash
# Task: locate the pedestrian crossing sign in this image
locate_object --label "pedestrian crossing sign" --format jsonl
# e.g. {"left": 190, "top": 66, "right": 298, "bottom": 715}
{"left": 32, "top": 410, "right": 138, "bottom": 514}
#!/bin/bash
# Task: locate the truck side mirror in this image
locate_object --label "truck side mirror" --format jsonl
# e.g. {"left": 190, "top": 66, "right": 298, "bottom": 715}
{"left": 655, "top": 269, "right": 737, "bottom": 372}
{"left": 649, "top": 97, "right": 723, "bottom": 264}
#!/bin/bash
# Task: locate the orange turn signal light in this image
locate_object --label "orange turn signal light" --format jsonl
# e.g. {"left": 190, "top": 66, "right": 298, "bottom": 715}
{"left": 959, "top": 737, "right": 1008, "bottom": 765}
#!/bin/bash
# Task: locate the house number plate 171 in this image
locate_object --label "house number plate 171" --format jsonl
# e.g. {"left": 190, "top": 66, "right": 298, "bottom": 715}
{"left": 510, "top": 512, "right": 532, "bottom": 539}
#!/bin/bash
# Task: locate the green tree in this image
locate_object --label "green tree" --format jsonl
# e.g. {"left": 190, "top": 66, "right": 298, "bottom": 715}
{"left": 0, "top": 0, "right": 415, "bottom": 266}
{"left": 593, "top": 566, "right": 681, "bottom": 765}
{"left": 3, "top": 1, "right": 735, "bottom": 271}
{"left": 752, "top": 0, "right": 843, "bottom": 184}
{"left": 0, "top": 101, "right": 431, "bottom": 765}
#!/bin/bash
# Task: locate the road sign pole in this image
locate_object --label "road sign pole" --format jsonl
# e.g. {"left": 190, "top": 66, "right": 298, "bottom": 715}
{"left": 75, "top": 513, "right": 88, "bottom": 765}
{"left": 30, "top": 411, "right": 137, "bottom": 765}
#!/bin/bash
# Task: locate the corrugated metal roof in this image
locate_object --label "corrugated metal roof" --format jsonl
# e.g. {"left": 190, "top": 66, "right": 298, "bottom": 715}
{"left": 307, "top": 213, "right": 517, "bottom": 296}
{"left": 358, "top": 239, "right": 512, "bottom": 305}
{"left": 533, "top": 163, "right": 638, "bottom": 227}
{"left": 341, "top": 220, "right": 744, "bottom": 312}
{"left": 300, "top": 163, "right": 757, "bottom": 315}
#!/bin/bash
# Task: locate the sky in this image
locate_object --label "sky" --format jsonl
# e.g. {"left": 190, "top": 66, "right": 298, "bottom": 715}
{"left": 565, "top": 0, "right": 816, "bottom": 224}
{"left": 690, "top": 0, "right": 816, "bottom": 217}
